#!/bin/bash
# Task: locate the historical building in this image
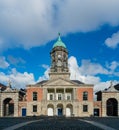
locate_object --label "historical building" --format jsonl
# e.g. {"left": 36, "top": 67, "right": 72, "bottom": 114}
{"left": 0, "top": 35, "right": 119, "bottom": 117}
{"left": 0, "top": 84, "right": 19, "bottom": 117}
{"left": 95, "top": 83, "right": 119, "bottom": 117}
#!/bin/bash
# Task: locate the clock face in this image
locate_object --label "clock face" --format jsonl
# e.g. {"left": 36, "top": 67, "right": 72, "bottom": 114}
{"left": 58, "top": 54, "right": 61, "bottom": 58}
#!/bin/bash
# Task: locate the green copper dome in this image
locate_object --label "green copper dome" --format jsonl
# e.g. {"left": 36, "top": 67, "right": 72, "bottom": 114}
{"left": 53, "top": 34, "right": 66, "bottom": 48}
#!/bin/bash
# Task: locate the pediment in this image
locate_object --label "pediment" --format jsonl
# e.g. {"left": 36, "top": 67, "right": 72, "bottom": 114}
{"left": 3, "top": 87, "right": 18, "bottom": 93}
{"left": 43, "top": 78, "right": 78, "bottom": 87}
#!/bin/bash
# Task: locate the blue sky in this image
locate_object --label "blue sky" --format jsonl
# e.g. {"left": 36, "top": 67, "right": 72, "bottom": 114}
{"left": 0, "top": 0, "right": 119, "bottom": 91}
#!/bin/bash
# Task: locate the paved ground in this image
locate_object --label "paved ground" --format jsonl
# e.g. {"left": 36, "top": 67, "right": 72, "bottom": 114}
{"left": 83, "top": 117, "right": 119, "bottom": 130}
{"left": 0, "top": 117, "right": 32, "bottom": 129}
{"left": 0, "top": 117, "right": 119, "bottom": 130}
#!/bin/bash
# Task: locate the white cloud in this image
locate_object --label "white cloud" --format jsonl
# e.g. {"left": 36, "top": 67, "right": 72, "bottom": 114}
{"left": 37, "top": 67, "right": 50, "bottom": 82}
{"left": 79, "top": 60, "right": 108, "bottom": 75}
{"left": 94, "top": 81, "right": 111, "bottom": 92}
{"left": 68, "top": 56, "right": 119, "bottom": 92}
{"left": 0, "top": 68, "right": 35, "bottom": 88}
{"left": 0, "top": 72, "right": 9, "bottom": 83}
{"left": 106, "top": 61, "right": 119, "bottom": 76}
{"left": 0, "top": 56, "right": 9, "bottom": 69}
{"left": 94, "top": 80, "right": 118, "bottom": 92}
{"left": 109, "top": 61, "right": 119, "bottom": 71}
{"left": 68, "top": 56, "right": 109, "bottom": 76}
{"left": 106, "top": 61, "right": 119, "bottom": 71}
{"left": 1, "top": 0, "right": 119, "bottom": 50}
{"left": 42, "top": 64, "right": 49, "bottom": 69}
{"left": 68, "top": 56, "right": 101, "bottom": 84}
{"left": 0, "top": 55, "right": 118, "bottom": 92}
{"left": 105, "top": 31, "right": 119, "bottom": 49}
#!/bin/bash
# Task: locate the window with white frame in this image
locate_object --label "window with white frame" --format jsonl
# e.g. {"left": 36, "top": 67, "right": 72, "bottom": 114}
{"left": 49, "top": 94, "right": 53, "bottom": 100}
{"left": 66, "top": 93, "right": 71, "bottom": 100}
{"left": 58, "top": 93, "right": 62, "bottom": 100}
{"left": 47, "top": 93, "right": 54, "bottom": 100}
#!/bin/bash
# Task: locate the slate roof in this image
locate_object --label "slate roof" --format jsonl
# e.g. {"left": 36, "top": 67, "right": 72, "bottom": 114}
{"left": 36, "top": 80, "right": 48, "bottom": 85}
{"left": 0, "top": 83, "right": 7, "bottom": 91}
{"left": 114, "top": 84, "right": 119, "bottom": 91}
{"left": 71, "top": 80, "right": 84, "bottom": 85}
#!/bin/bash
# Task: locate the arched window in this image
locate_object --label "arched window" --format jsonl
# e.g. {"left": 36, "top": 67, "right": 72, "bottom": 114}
{"left": 33, "top": 92, "right": 37, "bottom": 101}
{"left": 83, "top": 91, "right": 88, "bottom": 101}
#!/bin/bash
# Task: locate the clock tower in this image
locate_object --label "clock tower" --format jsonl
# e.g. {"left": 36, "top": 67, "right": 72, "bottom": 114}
{"left": 49, "top": 34, "right": 70, "bottom": 80}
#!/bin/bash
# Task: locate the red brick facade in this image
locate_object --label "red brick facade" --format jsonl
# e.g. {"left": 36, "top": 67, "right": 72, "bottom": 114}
{"left": 27, "top": 87, "right": 43, "bottom": 102}
{"left": 77, "top": 87, "right": 93, "bottom": 102}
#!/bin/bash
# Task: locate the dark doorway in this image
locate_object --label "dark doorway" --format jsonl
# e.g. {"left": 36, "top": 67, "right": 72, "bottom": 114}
{"left": 106, "top": 98, "right": 118, "bottom": 116}
{"left": 57, "top": 104, "right": 63, "bottom": 116}
{"left": 94, "top": 108, "right": 99, "bottom": 116}
{"left": 22, "top": 108, "right": 26, "bottom": 116}
{"left": 58, "top": 108, "right": 63, "bottom": 116}
{"left": 3, "top": 98, "right": 14, "bottom": 116}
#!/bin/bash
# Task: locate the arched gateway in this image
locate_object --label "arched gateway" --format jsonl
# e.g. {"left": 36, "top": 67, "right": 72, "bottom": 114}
{"left": 0, "top": 87, "right": 19, "bottom": 117}
{"left": 3, "top": 98, "right": 14, "bottom": 116}
{"left": 106, "top": 98, "right": 118, "bottom": 116}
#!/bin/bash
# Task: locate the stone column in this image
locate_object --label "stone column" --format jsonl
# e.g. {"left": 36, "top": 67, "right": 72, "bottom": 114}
{"left": 54, "top": 88, "right": 56, "bottom": 100}
{"left": 102, "top": 100, "right": 107, "bottom": 117}
{"left": 14, "top": 93, "right": 19, "bottom": 117}
{"left": 43, "top": 88, "right": 47, "bottom": 100}
{"left": 0, "top": 94, "right": 4, "bottom": 117}
{"left": 6, "top": 104, "right": 9, "bottom": 116}
{"left": 63, "top": 104, "right": 66, "bottom": 116}
{"left": 64, "top": 88, "right": 66, "bottom": 100}
{"left": 14, "top": 103, "right": 18, "bottom": 117}
{"left": 73, "top": 88, "right": 76, "bottom": 100}
{"left": 54, "top": 104, "right": 57, "bottom": 116}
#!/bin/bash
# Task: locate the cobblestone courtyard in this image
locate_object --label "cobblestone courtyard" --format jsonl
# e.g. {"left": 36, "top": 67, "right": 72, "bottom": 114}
{"left": 0, "top": 117, "right": 119, "bottom": 130}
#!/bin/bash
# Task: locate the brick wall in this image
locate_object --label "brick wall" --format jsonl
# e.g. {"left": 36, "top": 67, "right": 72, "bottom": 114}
{"left": 27, "top": 87, "right": 43, "bottom": 102}
{"left": 77, "top": 87, "right": 93, "bottom": 102}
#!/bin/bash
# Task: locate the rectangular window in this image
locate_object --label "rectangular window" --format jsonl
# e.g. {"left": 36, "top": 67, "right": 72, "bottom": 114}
{"left": 33, "top": 105, "right": 37, "bottom": 112}
{"left": 33, "top": 92, "right": 37, "bottom": 101}
{"left": 83, "top": 105, "right": 88, "bottom": 112}
{"left": 50, "top": 94, "right": 53, "bottom": 100}
{"left": 58, "top": 93, "right": 62, "bottom": 100}
{"left": 66, "top": 94, "right": 71, "bottom": 100}
{"left": 67, "top": 95, "right": 71, "bottom": 100}
{"left": 83, "top": 92, "right": 88, "bottom": 101}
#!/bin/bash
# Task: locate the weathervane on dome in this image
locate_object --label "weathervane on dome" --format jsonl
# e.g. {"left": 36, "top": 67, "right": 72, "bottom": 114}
{"left": 58, "top": 32, "right": 61, "bottom": 41}
{"left": 58, "top": 32, "right": 61, "bottom": 36}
